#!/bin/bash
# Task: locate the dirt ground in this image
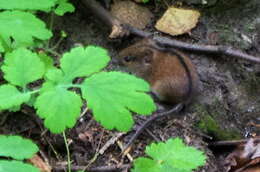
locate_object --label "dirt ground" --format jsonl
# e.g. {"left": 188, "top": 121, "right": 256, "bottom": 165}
{"left": 0, "top": 0, "right": 259, "bottom": 171}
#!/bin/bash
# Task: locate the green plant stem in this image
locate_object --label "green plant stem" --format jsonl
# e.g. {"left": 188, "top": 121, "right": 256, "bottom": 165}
{"left": 47, "top": 12, "right": 55, "bottom": 48}
{"left": 50, "top": 35, "right": 65, "bottom": 51}
{"left": 45, "top": 48, "right": 61, "bottom": 57}
{"left": 0, "top": 35, "right": 12, "bottom": 52}
{"left": 62, "top": 131, "right": 71, "bottom": 172}
{"left": 30, "top": 89, "right": 40, "bottom": 94}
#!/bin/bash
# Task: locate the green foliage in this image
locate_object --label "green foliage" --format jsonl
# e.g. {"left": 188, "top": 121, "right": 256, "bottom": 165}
{"left": 132, "top": 138, "right": 206, "bottom": 172}
{"left": 0, "top": 0, "right": 74, "bottom": 52}
{"left": 0, "top": 45, "right": 155, "bottom": 133}
{"left": 0, "top": 0, "right": 153, "bottom": 135}
{"left": 0, "top": 0, "right": 56, "bottom": 11}
{"left": 82, "top": 72, "right": 155, "bottom": 131}
{"left": 0, "top": 135, "right": 40, "bottom": 172}
{"left": 54, "top": 0, "right": 75, "bottom": 16}
{"left": 0, "top": 84, "right": 30, "bottom": 110}
{"left": 0, "top": 0, "right": 74, "bottom": 13}
{"left": 0, "top": 135, "right": 38, "bottom": 159}
{"left": 35, "top": 85, "right": 83, "bottom": 133}
{"left": 38, "top": 52, "right": 55, "bottom": 73}
{"left": 60, "top": 46, "right": 110, "bottom": 83}
{"left": 2, "top": 48, "right": 45, "bottom": 88}
{"left": 0, "top": 160, "right": 39, "bottom": 172}
{"left": 0, "top": 11, "right": 52, "bottom": 49}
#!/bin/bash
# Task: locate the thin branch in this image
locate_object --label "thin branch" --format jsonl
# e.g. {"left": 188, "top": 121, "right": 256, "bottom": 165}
{"left": 80, "top": 0, "right": 260, "bottom": 63}
{"left": 209, "top": 138, "right": 260, "bottom": 146}
{"left": 53, "top": 164, "right": 131, "bottom": 172}
{"left": 122, "top": 104, "right": 184, "bottom": 153}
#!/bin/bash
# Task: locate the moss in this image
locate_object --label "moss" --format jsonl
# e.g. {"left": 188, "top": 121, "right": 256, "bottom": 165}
{"left": 195, "top": 104, "right": 241, "bottom": 140}
{"left": 198, "top": 114, "right": 240, "bottom": 140}
{"left": 243, "top": 74, "right": 260, "bottom": 98}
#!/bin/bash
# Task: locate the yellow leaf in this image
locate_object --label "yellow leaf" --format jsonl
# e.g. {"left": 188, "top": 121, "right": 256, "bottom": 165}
{"left": 155, "top": 7, "right": 200, "bottom": 36}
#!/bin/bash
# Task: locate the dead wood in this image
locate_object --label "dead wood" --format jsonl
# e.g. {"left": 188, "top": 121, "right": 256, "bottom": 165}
{"left": 81, "top": 0, "right": 260, "bottom": 64}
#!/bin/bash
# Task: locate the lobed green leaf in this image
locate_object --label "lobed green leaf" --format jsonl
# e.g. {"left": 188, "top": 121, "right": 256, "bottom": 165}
{"left": 132, "top": 138, "right": 206, "bottom": 172}
{"left": 0, "top": 11, "right": 52, "bottom": 48}
{"left": 54, "top": 0, "right": 75, "bottom": 16}
{"left": 132, "top": 158, "right": 159, "bottom": 172}
{"left": 0, "top": 84, "right": 30, "bottom": 110}
{"left": 45, "top": 69, "right": 64, "bottom": 84}
{"left": 81, "top": 71, "right": 156, "bottom": 131}
{"left": 35, "top": 86, "right": 82, "bottom": 133}
{"left": 60, "top": 46, "right": 110, "bottom": 84}
{"left": 0, "top": 160, "right": 40, "bottom": 172}
{"left": 2, "top": 48, "right": 45, "bottom": 88}
{"left": 0, "top": 135, "right": 38, "bottom": 160}
{"left": 38, "top": 52, "right": 55, "bottom": 73}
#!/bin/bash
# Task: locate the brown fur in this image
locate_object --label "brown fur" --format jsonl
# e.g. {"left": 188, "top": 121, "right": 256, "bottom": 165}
{"left": 118, "top": 39, "right": 199, "bottom": 105}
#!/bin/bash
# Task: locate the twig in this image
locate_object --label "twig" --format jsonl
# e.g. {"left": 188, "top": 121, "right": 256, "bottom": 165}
{"left": 116, "top": 140, "right": 134, "bottom": 162}
{"left": 80, "top": 0, "right": 260, "bottom": 64}
{"left": 209, "top": 138, "right": 260, "bottom": 146}
{"left": 53, "top": 164, "right": 131, "bottom": 171}
{"left": 99, "top": 132, "right": 125, "bottom": 154}
{"left": 122, "top": 103, "right": 184, "bottom": 153}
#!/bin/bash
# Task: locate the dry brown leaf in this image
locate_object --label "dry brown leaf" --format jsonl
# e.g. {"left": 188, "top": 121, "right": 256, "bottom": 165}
{"left": 225, "top": 138, "right": 260, "bottom": 172}
{"left": 111, "top": 0, "right": 153, "bottom": 29}
{"left": 155, "top": 7, "right": 200, "bottom": 36}
{"left": 28, "top": 154, "right": 52, "bottom": 172}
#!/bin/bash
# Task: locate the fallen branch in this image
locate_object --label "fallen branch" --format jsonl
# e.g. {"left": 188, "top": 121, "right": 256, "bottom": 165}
{"left": 209, "top": 138, "right": 260, "bottom": 147}
{"left": 81, "top": 0, "right": 260, "bottom": 63}
{"left": 122, "top": 104, "right": 184, "bottom": 153}
{"left": 54, "top": 164, "right": 131, "bottom": 172}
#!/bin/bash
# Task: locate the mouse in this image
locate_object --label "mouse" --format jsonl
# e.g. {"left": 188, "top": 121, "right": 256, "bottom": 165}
{"left": 118, "top": 39, "right": 199, "bottom": 105}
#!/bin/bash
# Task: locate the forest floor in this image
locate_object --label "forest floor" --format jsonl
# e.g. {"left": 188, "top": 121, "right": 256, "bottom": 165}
{"left": 1, "top": 0, "right": 259, "bottom": 171}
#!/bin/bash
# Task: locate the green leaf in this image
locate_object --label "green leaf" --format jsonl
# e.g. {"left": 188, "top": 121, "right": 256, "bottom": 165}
{"left": 45, "top": 69, "right": 64, "bottom": 84}
{"left": 0, "top": 160, "right": 40, "bottom": 172}
{"left": 0, "top": 11, "right": 52, "bottom": 48}
{"left": 132, "top": 138, "right": 206, "bottom": 172}
{"left": 132, "top": 158, "right": 159, "bottom": 172}
{"left": 38, "top": 51, "right": 55, "bottom": 73}
{"left": 81, "top": 72, "right": 156, "bottom": 131}
{"left": 2, "top": 48, "right": 45, "bottom": 88}
{"left": 60, "top": 46, "right": 110, "bottom": 84}
{"left": 0, "top": 84, "right": 30, "bottom": 110}
{"left": 0, "top": 135, "right": 38, "bottom": 160}
{"left": 35, "top": 86, "right": 82, "bottom": 133}
{"left": 0, "top": 0, "right": 57, "bottom": 11}
{"left": 54, "top": 0, "right": 75, "bottom": 16}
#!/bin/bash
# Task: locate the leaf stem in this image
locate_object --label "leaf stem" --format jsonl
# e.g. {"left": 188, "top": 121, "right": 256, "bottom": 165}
{"left": 29, "top": 89, "right": 40, "bottom": 95}
{"left": 0, "top": 35, "right": 12, "bottom": 52}
{"left": 50, "top": 32, "right": 65, "bottom": 51}
{"left": 44, "top": 48, "right": 61, "bottom": 57}
{"left": 47, "top": 12, "right": 55, "bottom": 48}
{"left": 58, "top": 84, "right": 82, "bottom": 89}
{"left": 62, "top": 131, "right": 71, "bottom": 172}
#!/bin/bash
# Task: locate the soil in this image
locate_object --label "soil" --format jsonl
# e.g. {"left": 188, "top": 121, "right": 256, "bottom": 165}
{"left": 0, "top": 0, "right": 259, "bottom": 172}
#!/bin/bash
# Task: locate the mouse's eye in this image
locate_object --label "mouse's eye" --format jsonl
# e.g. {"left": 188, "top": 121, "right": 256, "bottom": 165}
{"left": 123, "top": 56, "right": 134, "bottom": 62}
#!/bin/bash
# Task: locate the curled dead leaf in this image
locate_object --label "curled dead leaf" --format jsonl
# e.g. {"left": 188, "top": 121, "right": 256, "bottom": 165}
{"left": 155, "top": 7, "right": 200, "bottom": 36}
